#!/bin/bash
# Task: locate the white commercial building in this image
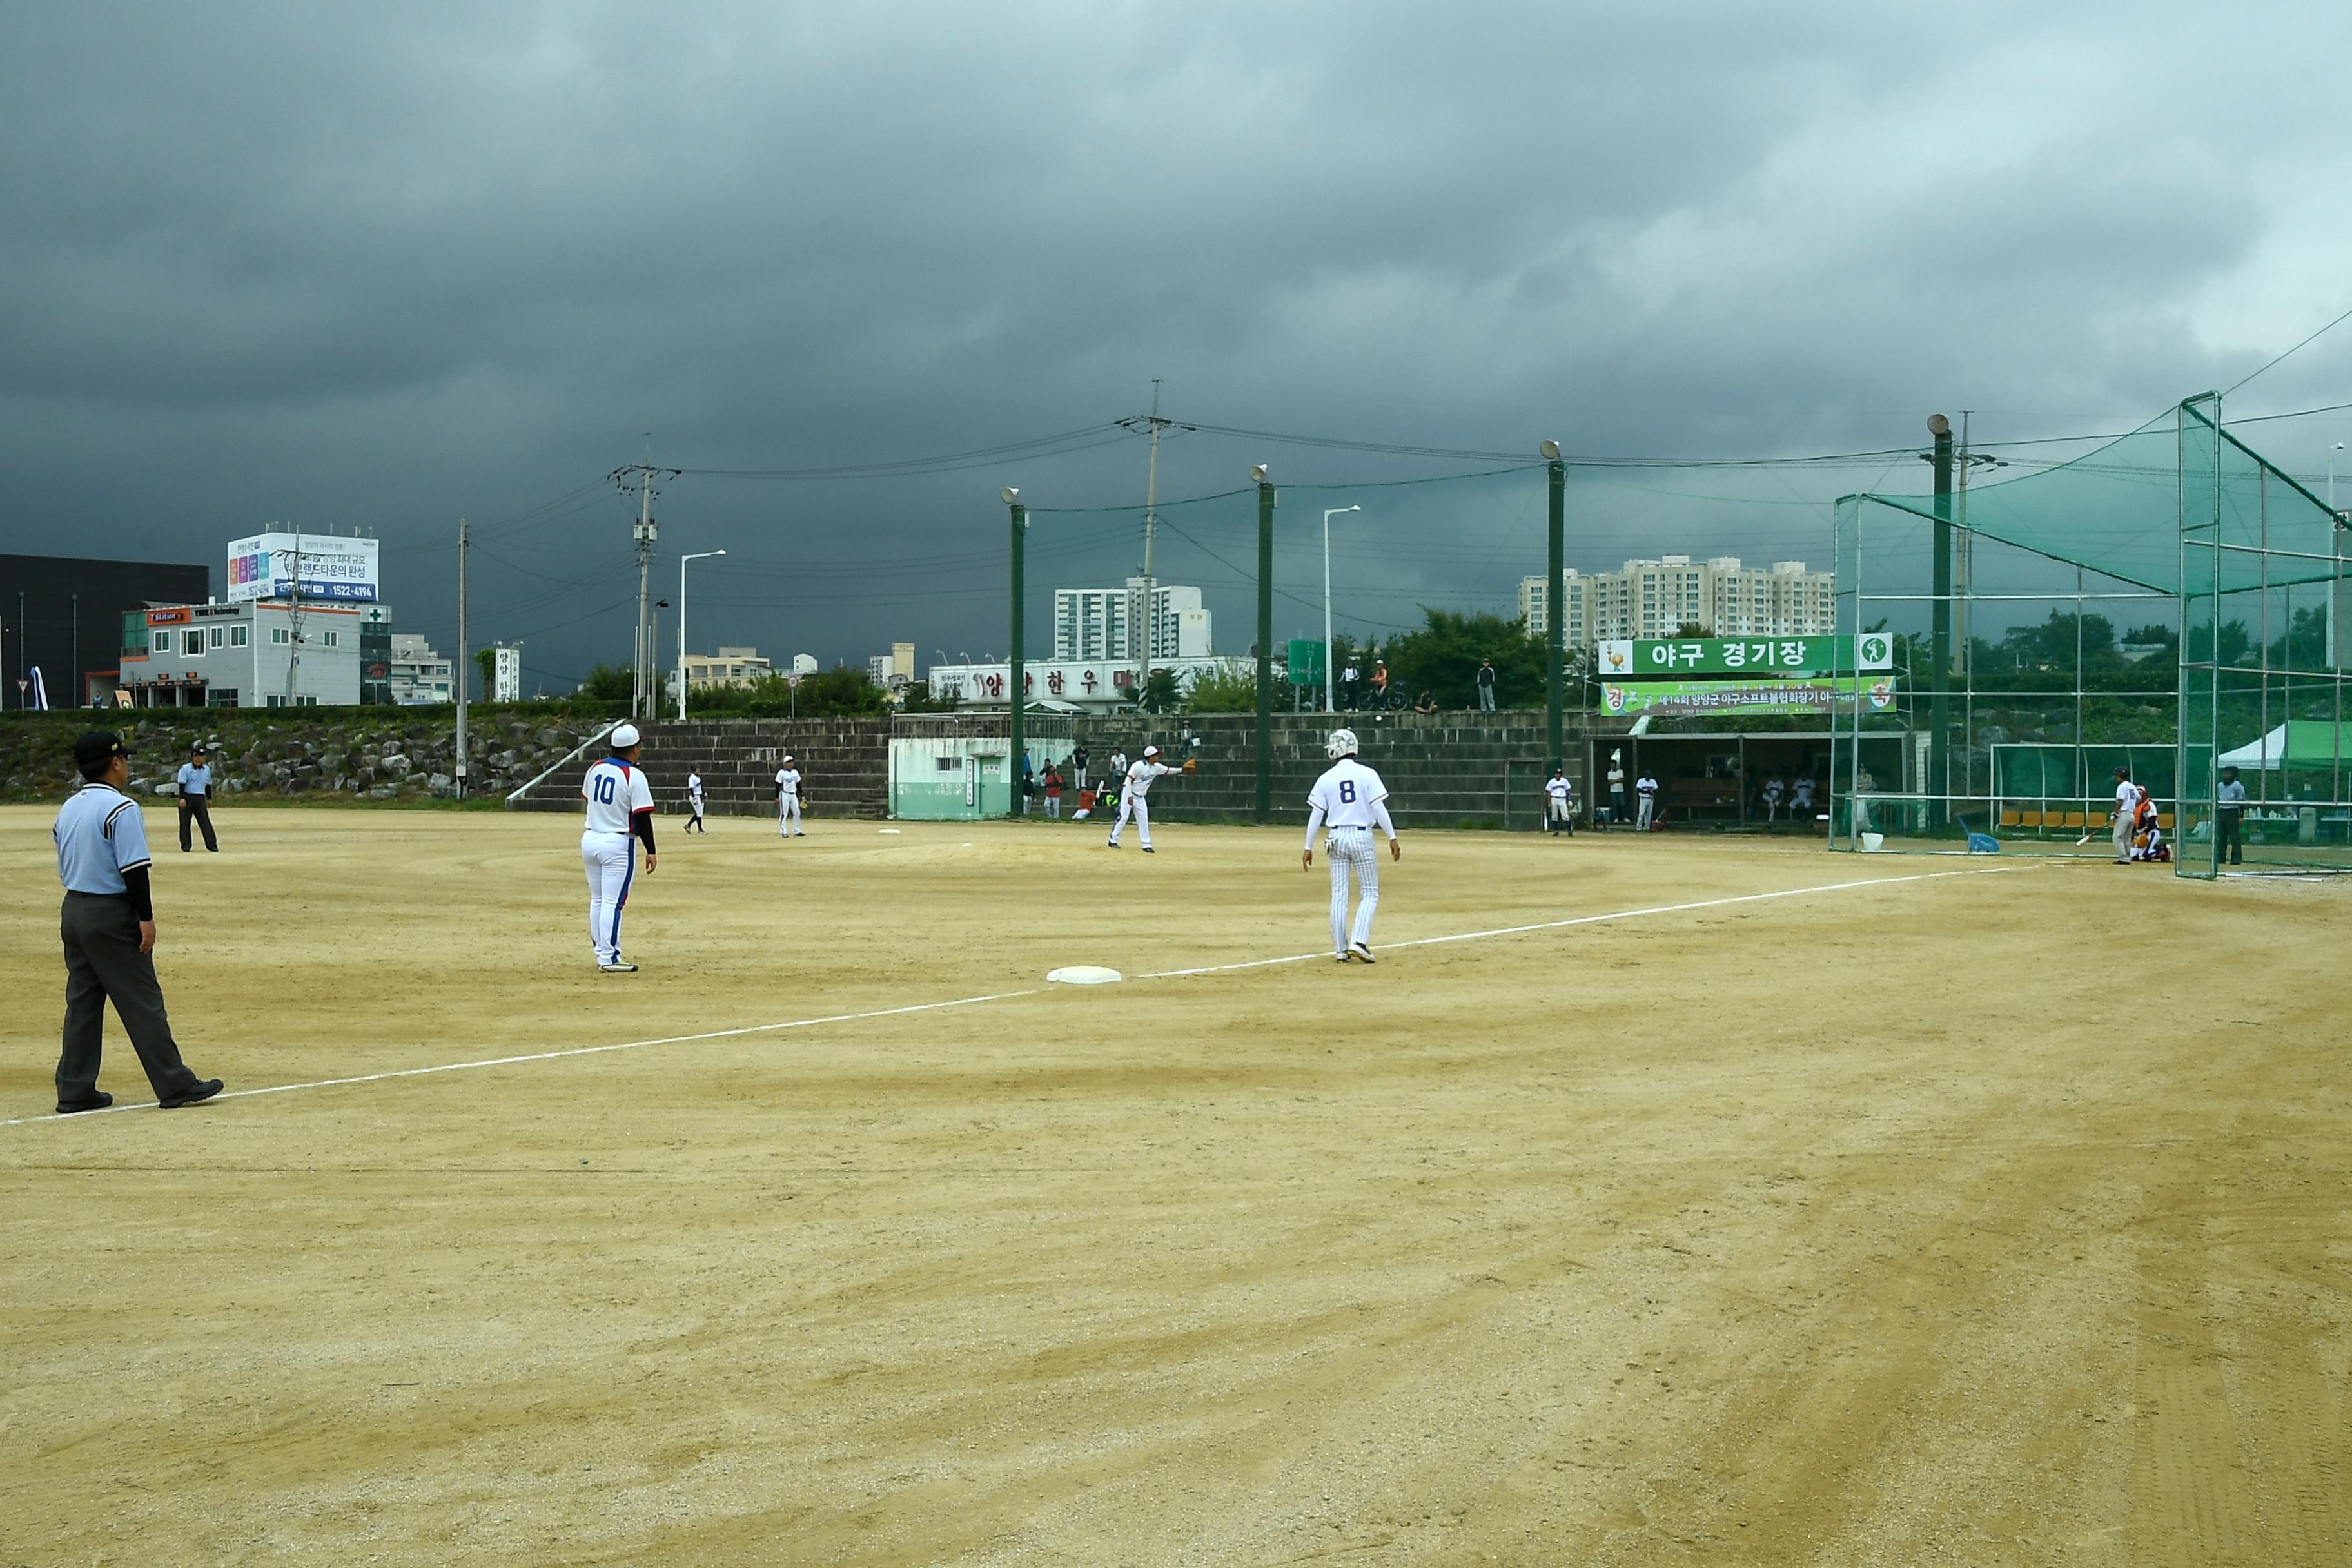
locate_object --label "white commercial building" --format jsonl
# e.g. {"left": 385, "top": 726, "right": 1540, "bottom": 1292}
{"left": 388, "top": 634, "right": 454, "bottom": 705}
{"left": 117, "top": 600, "right": 366, "bottom": 707}
{"left": 682, "top": 646, "right": 774, "bottom": 691}
{"left": 1054, "top": 578, "right": 1211, "bottom": 661}
{"left": 1522, "top": 556, "right": 1834, "bottom": 643}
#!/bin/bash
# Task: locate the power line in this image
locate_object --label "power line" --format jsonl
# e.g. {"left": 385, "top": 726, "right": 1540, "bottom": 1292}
{"left": 2224, "top": 301, "right": 2352, "bottom": 398}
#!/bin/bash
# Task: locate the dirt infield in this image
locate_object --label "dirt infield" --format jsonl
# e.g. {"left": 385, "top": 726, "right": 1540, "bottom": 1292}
{"left": 2, "top": 805, "right": 2346, "bottom": 1565}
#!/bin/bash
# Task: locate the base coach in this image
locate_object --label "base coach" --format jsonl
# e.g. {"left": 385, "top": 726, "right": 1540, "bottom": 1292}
{"left": 52, "top": 731, "right": 223, "bottom": 1113}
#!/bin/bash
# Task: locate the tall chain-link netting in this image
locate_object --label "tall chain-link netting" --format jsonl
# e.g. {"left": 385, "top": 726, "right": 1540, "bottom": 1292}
{"left": 1832, "top": 398, "right": 2350, "bottom": 876}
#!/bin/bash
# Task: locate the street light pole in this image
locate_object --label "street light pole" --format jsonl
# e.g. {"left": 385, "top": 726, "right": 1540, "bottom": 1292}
{"left": 676, "top": 549, "right": 727, "bottom": 720}
{"left": 1323, "top": 505, "right": 1359, "bottom": 714}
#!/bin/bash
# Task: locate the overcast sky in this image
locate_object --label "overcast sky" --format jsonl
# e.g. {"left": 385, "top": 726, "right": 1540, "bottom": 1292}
{"left": 6, "top": 1, "right": 2352, "bottom": 689}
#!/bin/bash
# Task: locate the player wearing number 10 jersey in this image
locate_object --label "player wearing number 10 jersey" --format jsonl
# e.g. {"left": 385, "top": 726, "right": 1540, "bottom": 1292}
{"left": 1302, "top": 728, "right": 1400, "bottom": 963}
{"left": 581, "top": 723, "right": 657, "bottom": 973}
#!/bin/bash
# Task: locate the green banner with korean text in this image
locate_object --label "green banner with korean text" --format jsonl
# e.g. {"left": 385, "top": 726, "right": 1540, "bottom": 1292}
{"left": 1596, "top": 634, "right": 1892, "bottom": 680}
{"left": 1600, "top": 676, "right": 1899, "bottom": 718}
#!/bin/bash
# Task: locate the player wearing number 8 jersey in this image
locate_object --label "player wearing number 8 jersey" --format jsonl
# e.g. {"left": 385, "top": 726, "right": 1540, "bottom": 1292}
{"left": 1303, "top": 729, "right": 1400, "bottom": 963}
{"left": 581, "top": 724, "right": 657, "bottom": 972}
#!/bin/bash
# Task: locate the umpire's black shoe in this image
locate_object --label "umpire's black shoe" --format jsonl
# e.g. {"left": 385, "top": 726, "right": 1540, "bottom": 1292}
{"left": 57, "top": 1092, "right": 113, "bottom": 1114}
{"left": 160, "top": 1079, "right": 224, "bottom": 1109}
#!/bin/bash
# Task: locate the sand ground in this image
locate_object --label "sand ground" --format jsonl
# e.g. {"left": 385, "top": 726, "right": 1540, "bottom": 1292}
{"left": 1, "top": 803, "right": 2346, "bottom": 1566}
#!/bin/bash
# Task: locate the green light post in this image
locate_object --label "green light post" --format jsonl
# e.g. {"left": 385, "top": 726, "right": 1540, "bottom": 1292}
{"left": 1544, "top": 440, "right": 1565, "bottom": 770}
{"left": 1253, "top": 464, "right": 1275, "bottom": 822}
{"left": 1004, "top": 486, "right": 1026, "bottom": 819}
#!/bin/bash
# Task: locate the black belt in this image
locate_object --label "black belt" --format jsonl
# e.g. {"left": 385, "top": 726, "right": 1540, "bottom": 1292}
{"left": 63, "top": 889, "right": 128, "bottom": 900}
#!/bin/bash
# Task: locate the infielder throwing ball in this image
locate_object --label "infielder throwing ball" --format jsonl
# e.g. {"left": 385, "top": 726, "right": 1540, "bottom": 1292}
{"left": 1303, "top": 727, "right": 1400, "bottom": 963}
{"left": 1106, "top": 744, "right": 1188, "bottom": 852}
{"left": 775, "top": 754, "right": 804, "bottom": 836}
{"left": 582, "top": 723, "right": 656, "bottom": 973}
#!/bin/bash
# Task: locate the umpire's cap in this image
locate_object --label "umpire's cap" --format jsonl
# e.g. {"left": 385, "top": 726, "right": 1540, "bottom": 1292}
{"left": 74, "top": 731, "right": 132, "bottom": 777}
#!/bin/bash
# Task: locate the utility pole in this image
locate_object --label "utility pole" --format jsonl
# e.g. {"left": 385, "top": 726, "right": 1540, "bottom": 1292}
{"left": 455, "top": 518, "right": 469, "bottom": 799}
{"left": 611, "top": 459, "right": 678, "bottom": 720}
{"left": 634, "top": 469, "right": 653, "bottom": 719}
{"left": 1543, "top": 440, "right": 1565, "bottom": 772}
{"left": 1928, "top": 414, "right": 1953, "bottom": 828}
{"left": 1116, "top": 383, "right": 1193, "bottom": 709}
{"left": 1253, "top": 464, "right": 1274, "bottom": 822}
{"left": 1004, "top": 488, "right": 1026, "bottom": 817}
{"left": 283, "top": 529, "right": 306, "bottom": 710}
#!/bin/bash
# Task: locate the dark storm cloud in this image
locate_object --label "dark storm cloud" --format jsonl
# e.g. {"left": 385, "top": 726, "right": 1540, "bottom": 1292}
{"left": 5, "top": 1, "right": 2350, "bottom": 684}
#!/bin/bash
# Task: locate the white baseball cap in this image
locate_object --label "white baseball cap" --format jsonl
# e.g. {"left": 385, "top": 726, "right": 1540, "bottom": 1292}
{"left": 1143, "top": 745, "right": 1160, "bottom": 758}
{"left": 610, "top": 723, "right": 642, "bottom": 749}
{"left": 783, "top": 753, "right": 795, "bottom": 763}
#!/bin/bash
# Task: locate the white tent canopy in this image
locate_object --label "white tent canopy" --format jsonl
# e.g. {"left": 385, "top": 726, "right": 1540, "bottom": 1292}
{"left": 2219, "top": 724, "right": 2289, "bottom": 770}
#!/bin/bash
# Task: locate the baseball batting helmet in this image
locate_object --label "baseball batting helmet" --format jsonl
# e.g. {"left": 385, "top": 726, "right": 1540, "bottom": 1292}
{"left": 1326, "top": 728, "right": 1358, "bottom": 759}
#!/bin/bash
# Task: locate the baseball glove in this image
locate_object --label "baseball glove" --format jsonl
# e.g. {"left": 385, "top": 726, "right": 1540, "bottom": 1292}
{"left": 1182, "top": 758, "right": 1197, "bottom": 774}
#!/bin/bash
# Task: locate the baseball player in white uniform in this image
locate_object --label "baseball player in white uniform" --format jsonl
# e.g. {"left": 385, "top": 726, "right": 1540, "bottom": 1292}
{"left": 1106, "top": 745, "right": 1182, "bottom": 852}
{"left": 1544, "top": 765, "right": 1575, "bottom": 835}
{"left": 1304, "top": 728, "right": 1400, "bottom": 962}
{"left": 581, "top": 723, "right": 657, "bottom": 973}
{"left": 774, "top": 754, "right": 804, "bottom": 837}
{"left": 685, "top": 768, "right": 707, "bottom": 833}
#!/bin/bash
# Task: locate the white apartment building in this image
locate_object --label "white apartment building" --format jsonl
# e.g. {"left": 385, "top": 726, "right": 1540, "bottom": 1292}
{"left": 388, "top": 634, "right": 454, "bottom": 705}
{"left": 1054, "top": 578, "right": 1211, "bottom": 660}
{"left": 1522, "top": 556, "right": 1834, "bottom": 643}
{"left": 866, "top": 642, "right": 916, "bottom": 692}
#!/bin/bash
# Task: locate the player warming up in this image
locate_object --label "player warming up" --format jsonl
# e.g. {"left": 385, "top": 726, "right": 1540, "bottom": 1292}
{"left": 774, "top": 754, "right": 805, "bottom": 837}
{"left": 582, "top": 723, "right": 656, "bottom": 973}
{"left": 685, "top": 767, "right": 707, "bottom": 833}
{"left": 1303, "top": 728, "right": 1400, "bottom": 963}
{"left": 1106, "top": 744, "right": 1189, "bottom": 852}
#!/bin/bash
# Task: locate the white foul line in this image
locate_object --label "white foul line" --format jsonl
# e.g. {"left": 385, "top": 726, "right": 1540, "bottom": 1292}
{"left": 0, "top": 988, "right": 1041, "bottom": 1129}
{"left": 1140, "top": 864, "right": 2030, "bottom": 979}
{"left": 3, "top": 863, "right": 2021, "bottom": 1130}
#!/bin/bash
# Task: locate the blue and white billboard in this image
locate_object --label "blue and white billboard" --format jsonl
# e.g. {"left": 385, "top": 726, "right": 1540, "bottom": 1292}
{"left": 227, "top": 533, "right": 380, "bottom": 603}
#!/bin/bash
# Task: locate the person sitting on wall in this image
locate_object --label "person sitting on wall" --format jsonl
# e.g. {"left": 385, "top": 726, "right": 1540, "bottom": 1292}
{"left": 1413, "top": 689, "right": 1438, "bottom": 715}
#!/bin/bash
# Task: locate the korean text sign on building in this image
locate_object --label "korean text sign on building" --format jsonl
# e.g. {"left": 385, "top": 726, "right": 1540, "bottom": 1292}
{"left": 227, "top": 533, "right": 380, "bottom": 603}
{"left": 1594, "top": 634, "right": 1892, "bottom": 680}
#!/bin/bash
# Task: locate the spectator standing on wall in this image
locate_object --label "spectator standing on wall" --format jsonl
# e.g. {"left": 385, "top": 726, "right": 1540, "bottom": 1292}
{"left": 1476, "top": 658, "right": 1497, "bottom": 711}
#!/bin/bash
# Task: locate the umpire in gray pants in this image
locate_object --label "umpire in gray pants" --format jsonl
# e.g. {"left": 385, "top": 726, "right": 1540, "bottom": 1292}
{"left": 52, "top": 732, "right": 223, "bottom": 1114}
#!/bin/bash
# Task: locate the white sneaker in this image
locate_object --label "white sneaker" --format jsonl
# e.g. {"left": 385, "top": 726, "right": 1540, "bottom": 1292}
{"left": 1348, "top": 942, "right": 1375, "bottom": 964}
{"left": 1335, "top": 952, "right": 1352, "bottom": 963}
{"left": 599, "top": 961, "right": 638, "bottom": 974}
